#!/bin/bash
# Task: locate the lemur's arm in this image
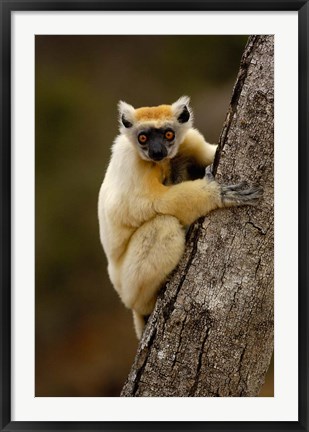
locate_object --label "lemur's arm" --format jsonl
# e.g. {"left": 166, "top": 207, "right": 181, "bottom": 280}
{"left": 154, "top": 172, "right": 262, "bottom": 226}
{"left": 155, "top": 179, "right": 221, "bottom": 226}
{"left": 179, "top": 128, "right": 217, "bottom": 167}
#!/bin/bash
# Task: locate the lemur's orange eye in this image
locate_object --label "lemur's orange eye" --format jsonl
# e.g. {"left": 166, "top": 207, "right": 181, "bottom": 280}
{"left": 165, "top": 130, "right": 175, "bottom": 141}
{"left": 138, "top": 134, "right": 148, "bottom": 144}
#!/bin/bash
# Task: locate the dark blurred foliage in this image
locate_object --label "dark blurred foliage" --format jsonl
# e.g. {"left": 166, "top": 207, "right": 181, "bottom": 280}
{"left": 35, "top": 35, "right": 273, "bottom": 397}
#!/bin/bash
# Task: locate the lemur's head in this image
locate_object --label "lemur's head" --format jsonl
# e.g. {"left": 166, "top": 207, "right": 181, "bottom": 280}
{"left": 118, "top": 96, "right": 193, "bottom": 162}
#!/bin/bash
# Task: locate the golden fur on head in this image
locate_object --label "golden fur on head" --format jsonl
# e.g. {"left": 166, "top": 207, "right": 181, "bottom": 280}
{"left": 118, "top": 96, "right": 192, "bottom": 128}
{"left": 135, "top": 105, "right": 173, "bottom": 122}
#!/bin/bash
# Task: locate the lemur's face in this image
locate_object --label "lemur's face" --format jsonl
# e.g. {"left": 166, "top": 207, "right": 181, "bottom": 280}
{"left": 118, "top": 97, "right": 193, "bottom": 163}
{"left": 134, "top": 125, "right": 177, "bottom": 162}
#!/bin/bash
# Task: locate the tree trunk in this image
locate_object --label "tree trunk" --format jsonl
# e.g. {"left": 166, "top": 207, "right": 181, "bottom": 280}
{"left": 121, "top": 35, "right": 274, "bottom": 397}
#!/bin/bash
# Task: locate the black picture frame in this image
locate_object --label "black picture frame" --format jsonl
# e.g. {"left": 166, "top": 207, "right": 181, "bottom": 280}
{"left": 1, "top": 1, "right": 308, "bottom": 431}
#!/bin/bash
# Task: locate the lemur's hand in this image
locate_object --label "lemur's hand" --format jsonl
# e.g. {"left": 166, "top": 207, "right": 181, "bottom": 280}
{"left": 221, "top": 183, "right": 263, "bottom": 207}
{"left": 204, "top": 166, "right": 263, "bottom": 207}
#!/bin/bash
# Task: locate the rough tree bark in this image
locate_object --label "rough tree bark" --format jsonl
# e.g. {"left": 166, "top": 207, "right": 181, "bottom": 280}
{"left": 121, "top": 35, "right": 274, "bottom": 397}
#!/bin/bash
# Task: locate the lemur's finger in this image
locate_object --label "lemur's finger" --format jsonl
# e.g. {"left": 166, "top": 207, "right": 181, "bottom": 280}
{"left": 205, "top": 164, "right": 214, "bottom": 182}
{"left": 221, "top": 181, "right": 248, "bottom": 192}
{"left": 222, "top": 184, "right": 262, "bottom": 196}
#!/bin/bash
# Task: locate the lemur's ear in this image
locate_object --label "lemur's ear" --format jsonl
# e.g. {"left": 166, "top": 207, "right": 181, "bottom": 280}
{"left": 172, "top": 96, "right": 192, "bottom": 124}
{"left": 118, "top": 100, "right": 135, "bottom": 128}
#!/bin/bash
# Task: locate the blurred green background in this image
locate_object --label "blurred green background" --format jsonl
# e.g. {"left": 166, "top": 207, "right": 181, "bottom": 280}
{"left": 35, "top": 35, "right": 273, "bottom": 397}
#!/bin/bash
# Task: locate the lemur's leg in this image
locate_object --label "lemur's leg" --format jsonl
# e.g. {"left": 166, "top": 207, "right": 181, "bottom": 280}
{"left": 120, "top": 215, "right": 185, "bottom": 339}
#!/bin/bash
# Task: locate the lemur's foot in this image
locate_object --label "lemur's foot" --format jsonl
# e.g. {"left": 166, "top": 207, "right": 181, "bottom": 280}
{"left": 221, "top": 184, "right": 263, "bottom": 207}
{"left": 205, "top": 164, "right": 215, "bottom": 182}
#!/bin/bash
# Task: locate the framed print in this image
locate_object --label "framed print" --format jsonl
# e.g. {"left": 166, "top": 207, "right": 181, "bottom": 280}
{"left": 1, "top": 1, "right": 308, "bottom": 431}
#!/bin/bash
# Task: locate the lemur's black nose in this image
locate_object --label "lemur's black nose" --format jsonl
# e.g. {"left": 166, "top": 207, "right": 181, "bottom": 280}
{"left": 150, "top": 151, "right": 165, "bottom": 161}
{"left": 149, "top": 145, "right": 167, "bottom": 161}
